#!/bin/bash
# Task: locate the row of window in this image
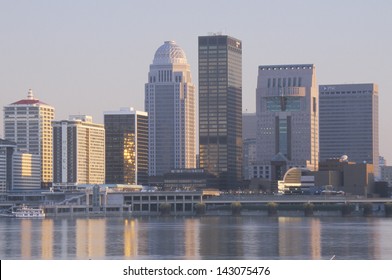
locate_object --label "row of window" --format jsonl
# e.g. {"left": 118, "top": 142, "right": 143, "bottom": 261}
{"left": 267, "top": 77, "right": 302, "bottom": 88}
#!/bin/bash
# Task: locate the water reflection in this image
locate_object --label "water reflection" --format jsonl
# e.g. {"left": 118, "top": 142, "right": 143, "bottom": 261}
{"left": 184, "top": 218, "right": 200, "bottom": 258}
{"left": 21, "top": 219, "right": 31, "bottom": 258}
{"left": 76, "top": 218, "right": 106, "bottom": 259}
{"left": 1, "top": 216, "right": 391, "bottom": 259}
{"left": 124, "top": 219, "right": 138, "bottom": 257}
{"left": 41, "top": 219, "right": 53, "bottom": 259}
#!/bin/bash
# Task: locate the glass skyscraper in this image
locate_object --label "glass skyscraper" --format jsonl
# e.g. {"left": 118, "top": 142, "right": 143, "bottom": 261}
{"left": 104, "top": 108, "right": 148, "bottom": 185}
{"left": 198, "top": 35, "right": 242, "bottom": 188}
{"left": 319, "top": 83, "right": 379, "bottom": 177}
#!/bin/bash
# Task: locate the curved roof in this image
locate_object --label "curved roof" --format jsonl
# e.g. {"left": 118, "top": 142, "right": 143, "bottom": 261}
{"left": 153, "top": 41, "right": 187, "bottom": 65}
{"left": 283, "top": 167, "right": 312, "bottom": 184}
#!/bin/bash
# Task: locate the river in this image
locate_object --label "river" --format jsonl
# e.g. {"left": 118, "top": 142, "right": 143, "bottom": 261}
{"left": 0, "top": 215, "right": 391, "bottom": 260}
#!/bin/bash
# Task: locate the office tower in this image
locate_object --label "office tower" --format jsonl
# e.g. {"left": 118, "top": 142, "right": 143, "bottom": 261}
{"left": 319, "top": 83, "right": 379, "bottom": 177}
{"left": 255, "top": 64, "right": 318, "bottom": 181}
{"left": 0, "top": 138, "right": 40, "bottom": 192}
{"left": 52, "top": 115, "right": 105, "bottom": 188}
{"left": 242, "top": 113, "right": 257, "bottom": 180}
{"left": 145, "top": 41, "right": 196, "bottom": 176}
{"left": 198, "top": 34, "right": 242, "bottom": 188}
{"left": 104, "top": 108, "right": 148, "bottom": 185}
{"left": 12, "top": 152, "right": 41, "bottom": 191}
{"left": 3, "top": 89, "right": 54, "bottom": 188}
{"left": 0, "top": 139, "right": 16, "bottom": 192}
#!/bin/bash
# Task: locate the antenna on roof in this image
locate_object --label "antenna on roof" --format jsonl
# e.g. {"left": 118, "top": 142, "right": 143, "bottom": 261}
{"left": 27, "top": 89, "right": 34, "bottom": 100}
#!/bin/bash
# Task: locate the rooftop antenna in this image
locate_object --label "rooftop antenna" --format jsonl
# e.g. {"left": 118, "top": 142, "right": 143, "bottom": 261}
{"left": 27, "top": 89, "right": 34, "bottom": 100}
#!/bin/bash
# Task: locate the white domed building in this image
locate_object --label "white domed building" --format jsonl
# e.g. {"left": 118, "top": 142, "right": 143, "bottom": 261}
{"left": 145, "top": 41, "right": 196, "bottom": 176}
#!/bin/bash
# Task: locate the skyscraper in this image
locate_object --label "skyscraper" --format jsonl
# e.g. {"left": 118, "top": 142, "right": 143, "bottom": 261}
{"left": 319, "top": 83, "right": 379, "bottom": 177}
{"left": 3, "top": 89, "right": 54, "bottom": 188}
{"left": 52, "top": 115, "right": 105, "bottom": 188}
{"left": 198, "top": 34, "right": 243, "bottom": 189}
{"left": 145, "top": 41, "right": 196, "bottom": 176}
{"left": 242, "top": 113, "right": 257, "bottom": 180}
{"left": 255, "top": 65, "right": 318, "bottom": 181}
{"left": 0, "top": 139, "right": 16, "bottom": 192}
{"left": 104, "top": 108, "right": 148, "bottom": 185}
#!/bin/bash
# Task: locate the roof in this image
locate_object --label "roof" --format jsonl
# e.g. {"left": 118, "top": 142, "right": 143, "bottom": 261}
{"left": 11, "top": 99, "right": 48, "bottom": 106}
{"left": 10, "top": 89, "right": 49, "bottom": 106}
{"left": 153, "top": 41, "right": 187, "bottom": 65}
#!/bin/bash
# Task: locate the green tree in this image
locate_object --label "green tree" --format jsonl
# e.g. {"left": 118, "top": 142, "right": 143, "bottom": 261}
{"left": 267, "top": 202, "right": 278, "bottom": 216}
{"left": 194, "top": 202, "right": 206, "bottom": 216}
{"left": 159, "top": 203, "right": 171, "bottom": 216}
{"left": 231, "top": 202, "right": 242, "bottom": 216}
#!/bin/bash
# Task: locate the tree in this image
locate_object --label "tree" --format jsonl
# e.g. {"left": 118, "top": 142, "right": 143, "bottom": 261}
{"left": 267, "top": 202, "right": 278, "bottom": 216}
{"left": 303, "top": 203, "right": 314, "bottom": 217}
{"left": 194, "top": 202, "right": 206, "bottom": 216}
{"left": 231, "top": 202, "right": 242, "bottom": 216}
{"left": 159, "top": 203, "right": 171, "bottom": 216}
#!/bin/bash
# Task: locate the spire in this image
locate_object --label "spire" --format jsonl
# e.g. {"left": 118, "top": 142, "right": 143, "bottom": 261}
{"left": 27, "top": 89, "right": 34, "bottom": 100}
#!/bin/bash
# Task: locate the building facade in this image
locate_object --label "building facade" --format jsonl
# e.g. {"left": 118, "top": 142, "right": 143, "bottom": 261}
{"left": 319, "top": 83, "right": 379, "bottom": 178}
{"left": 3, "top": 89, "right": 54, "bottom": 188}
{"left": 52, "top": 115, "right": 105, "bottom": 188}
{"left": 145, "top": 41, "right": 196, "bottom": 177}
{"left": 242, "top": 113, "right": 257, "bottom": 180}
{"left": 381, "top": 166, "right": 392, "bottom": 187}
{"left": 12, "top": 152, "right": 41, "bottom": 191}
{"left": 0, "top": 139, "right": 16, "bottom": 192}
{"left": 255, "top": 64, "right": 319, "bottom": 181}
{"left": 104, "top": 108, "right": 148, "bottom": 185}
{"left": 198, "top": 34, "right": 243, "bottom": 188}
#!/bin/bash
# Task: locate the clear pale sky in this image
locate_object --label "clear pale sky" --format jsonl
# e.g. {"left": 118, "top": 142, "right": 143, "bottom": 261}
{"left": 1, "top": 0, "right": 391, "bottom": 161}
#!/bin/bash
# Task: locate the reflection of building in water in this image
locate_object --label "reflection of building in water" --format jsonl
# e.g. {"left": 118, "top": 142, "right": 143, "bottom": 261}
{"left": 310, "top": 219, "right": 321, "bottom": 259}
{"left": 241, "top": 221, "right": 262, "bottom": 258}
{"left": 21, "top": 219, "right": 32, "bottom": 258}
{"left": 278, "top": 217, "right": 320, "bottom": 259}
{"left": 184, "top": 218, "right": 200, "bottom": 258}
{"left": 76, "top": 218, "right": 106, "bottom": 259}
{"left": 41, "top": 219, "right": 53, "bottom": 259}
{"left": 278, "top": 217, "right": 307, "bottom": 258}
{"left": 124, "top": 219, "right": 138, "bottom": 257}
{"left": 60, "top": 219, "right": 69, "bottom": 258}
{"left": 373, "top": 219, "right": 392, "bottom": 259}
{"left": 199, "top": 217, "right": 244, "bottom": 258}
{"left": 199, "top": 217, "right": 223, "bottom": 257}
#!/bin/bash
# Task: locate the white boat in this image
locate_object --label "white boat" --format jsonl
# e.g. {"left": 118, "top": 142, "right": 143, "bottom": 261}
{"left": 12, "top": 205, "right": 45, "bottom": 218}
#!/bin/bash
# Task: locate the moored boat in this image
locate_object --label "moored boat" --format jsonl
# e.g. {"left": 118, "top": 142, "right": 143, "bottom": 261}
{"left": 11, "top": 205, "right": 45, "bottom": 218}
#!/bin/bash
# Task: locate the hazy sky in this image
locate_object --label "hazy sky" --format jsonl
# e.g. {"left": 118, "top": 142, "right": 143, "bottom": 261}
{"left": 1, "top": 0, "right": 391, "bottom": 160}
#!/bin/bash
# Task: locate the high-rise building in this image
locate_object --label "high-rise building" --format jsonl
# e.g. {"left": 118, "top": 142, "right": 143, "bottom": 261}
{"left": 3, "top": 89, "right": 54, "bottom": 188}
{"left": 242, "top": 113, "right": 257, "bottom": 180}
{"left": 145, "top": 41, "right": 196, "bottom": 176}
{"left": 319, "top": 83, "right": 379, "bottom": 177}
{"left": 104, "top": 108, "right": 148, "bottom": 185}
{"left": 0, "top": 139, "right": 16, "bottom": 192}
{"left": 255, "top": 64, "right": 318, "bottom": 181}
{"left": 198, "top": 34, "right": 242, "bottom": 188}
{"left": 0, "top": 138, "right": 41, "bottom": 192}
{"left": 52, "top": 115, "right": 105, "bottom": 188}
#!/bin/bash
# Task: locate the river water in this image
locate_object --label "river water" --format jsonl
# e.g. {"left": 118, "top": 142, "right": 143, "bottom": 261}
{"left": 0, "top": 215, "right": 391, "bottom": 260}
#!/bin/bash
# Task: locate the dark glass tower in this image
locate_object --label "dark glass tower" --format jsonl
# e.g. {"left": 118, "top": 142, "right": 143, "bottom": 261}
{"left": 198, "top": 35, "right": 242, "bottom": 189}
{"left": 104, "top": 108, "right": 148, "bottom": 185}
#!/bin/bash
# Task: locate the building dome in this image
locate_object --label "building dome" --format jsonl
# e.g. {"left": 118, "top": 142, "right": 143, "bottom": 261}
{"left": 153, "top": 41, "right": 187, "bottom": 65}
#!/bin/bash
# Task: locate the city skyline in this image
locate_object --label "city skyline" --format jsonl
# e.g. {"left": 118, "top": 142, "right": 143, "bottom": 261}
{"left": 1, "top": 1, "right": 391, "bottom": 160}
